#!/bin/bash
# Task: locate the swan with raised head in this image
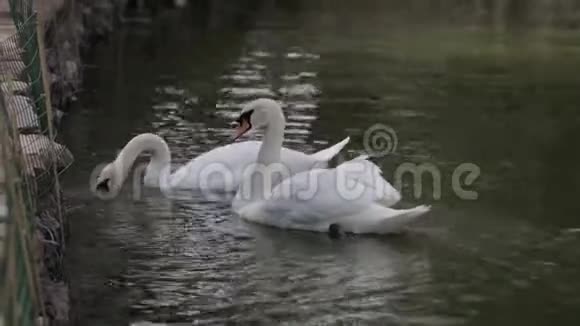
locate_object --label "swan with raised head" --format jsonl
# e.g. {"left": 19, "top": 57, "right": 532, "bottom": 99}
{"left": 94, "top": 127, "right": 349, "bottom": 197}
{"left": 232, "top": 98, "right": 430, "bottom": 235}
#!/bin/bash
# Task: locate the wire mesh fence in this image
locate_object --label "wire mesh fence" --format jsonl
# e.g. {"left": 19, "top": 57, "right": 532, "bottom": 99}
{"left": 3, "top": 15, "right": 47, "bottom": 135}
{"left": 1, "top": 0, "right": 74, "bottom": 325}
{"left": 0, "top": 96, "right": 43, "bottom": 326}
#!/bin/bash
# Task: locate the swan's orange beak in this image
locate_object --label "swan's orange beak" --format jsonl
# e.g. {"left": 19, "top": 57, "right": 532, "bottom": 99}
{"left": 233, "top": 119, "right": 252, "bottom": 141}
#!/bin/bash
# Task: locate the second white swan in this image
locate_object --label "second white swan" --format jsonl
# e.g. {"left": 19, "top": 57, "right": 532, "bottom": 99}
{"left": 94, "top": 128, "right": 349, "bottom": 196}
{"left": 232, "top": 98, "right": 431, "bottom": 235}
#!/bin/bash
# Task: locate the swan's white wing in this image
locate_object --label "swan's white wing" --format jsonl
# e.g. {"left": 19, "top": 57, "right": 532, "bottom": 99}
{"left": 169, "top": 141, "right": 261, "bottom": 191}
{"left": 279, "top": 136, "right": 350, "bottom": 173}
{"left": 336, "top": 155, "right": 401, "bottom": 207}
{"left": 267, "top": 163, "right": 383, "bottom": 220}
{"left": 309, "top": 137, "right": 350, "bottom": 162}
{"left": 240, "top": 157, "right": 427, "bottom": 234}
{"left": 168, "top": 139, "right": 349, "bottom": 191}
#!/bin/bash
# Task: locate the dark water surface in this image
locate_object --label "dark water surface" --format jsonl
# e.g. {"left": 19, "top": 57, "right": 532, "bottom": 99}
{"left": 63, "top": 1, "right": 580, "bottom": 325}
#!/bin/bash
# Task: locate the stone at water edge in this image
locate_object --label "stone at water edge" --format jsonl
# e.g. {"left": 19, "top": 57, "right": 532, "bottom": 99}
{"left": 0, "top": 60, "right": 26, "bottom": 79}
{"left": 19, "top": 134, "right": 74, "bottom": 177}
{"left": 0, "top": 81, "right": 30, "bottom": 96}
{"left": 0, "top": 37, "right": 24, "bottom": 60}
{"left": 6, "top": 95, "right": 40, "bottom": 131}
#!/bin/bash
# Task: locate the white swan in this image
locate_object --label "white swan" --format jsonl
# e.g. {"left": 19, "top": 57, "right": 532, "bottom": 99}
{"left": 94, "top": 132, "right": 349, "bottom": 197}
{"left": 232, "top": 98, "right": 431, "bottom": 235}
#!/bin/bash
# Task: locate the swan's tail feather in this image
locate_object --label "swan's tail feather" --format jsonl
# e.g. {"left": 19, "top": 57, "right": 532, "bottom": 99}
{"left": 339, "top": 204, "right": 430, "bottom": 235}
{"left": 310, "top": 137, "right": 350, "bottom": 162}
{"left": 375, "top": 205, "right": 431, "bottom": 234}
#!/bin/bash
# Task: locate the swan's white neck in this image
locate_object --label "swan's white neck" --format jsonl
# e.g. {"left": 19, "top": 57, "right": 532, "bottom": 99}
{"left": 257, "top": 115, "right": 284, "bottom": 166}
{"left": 113, "top": 133, "right": 171, "bottom": 188}
{"left": 235, "top": 107, "right": 285, "bottom": 207}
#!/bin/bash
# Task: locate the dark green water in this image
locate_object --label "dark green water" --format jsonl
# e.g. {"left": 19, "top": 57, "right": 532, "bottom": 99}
{"left": 63, "top": 1, "right": 580, "bottom": 325}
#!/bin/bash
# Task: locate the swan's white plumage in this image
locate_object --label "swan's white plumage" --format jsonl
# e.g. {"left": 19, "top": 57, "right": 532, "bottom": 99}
{"left": 166, "top": 139, "right": 349, "bottom": 191}
{"left": 236, "top": 156, "right": 430, "bottom": 234}
{"left": 231, "top": 98, "right": 430, "bottom": 235}
{"left": 99, "top": 133, "right": 350, "bottom": 194}
{"left": 334, "top": 155, "right": 401, "bottom": 207}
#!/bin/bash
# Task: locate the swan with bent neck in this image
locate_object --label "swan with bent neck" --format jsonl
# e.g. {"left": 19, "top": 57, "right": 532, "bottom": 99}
{"left": 94, "top": 102, "right": 349, "bottom": 197}
{"left": 232, "top": 99, "right": 431, "bottom": 235}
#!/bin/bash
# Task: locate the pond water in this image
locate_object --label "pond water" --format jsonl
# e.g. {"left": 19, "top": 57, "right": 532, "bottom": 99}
{"left": 63, "top": 1, "right": 580, "bottom": 325}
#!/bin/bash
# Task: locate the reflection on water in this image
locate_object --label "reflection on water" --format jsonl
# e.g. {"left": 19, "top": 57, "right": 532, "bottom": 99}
{"left": 215, "top": 38, "right": 323, "bottom": 145}
{"left": 64, "top": 1, "right": 580, "bottom": 325}
{"left": 117, "top": 199, "right": 433, "bottom": 325}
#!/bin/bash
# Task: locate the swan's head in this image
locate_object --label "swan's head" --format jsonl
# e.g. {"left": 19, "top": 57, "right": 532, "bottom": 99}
{"left": 233, "top": 98, "right": 284, "bottom": 140}
{"left": 94, "top": 162, "right": 122, "bottom": 198}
